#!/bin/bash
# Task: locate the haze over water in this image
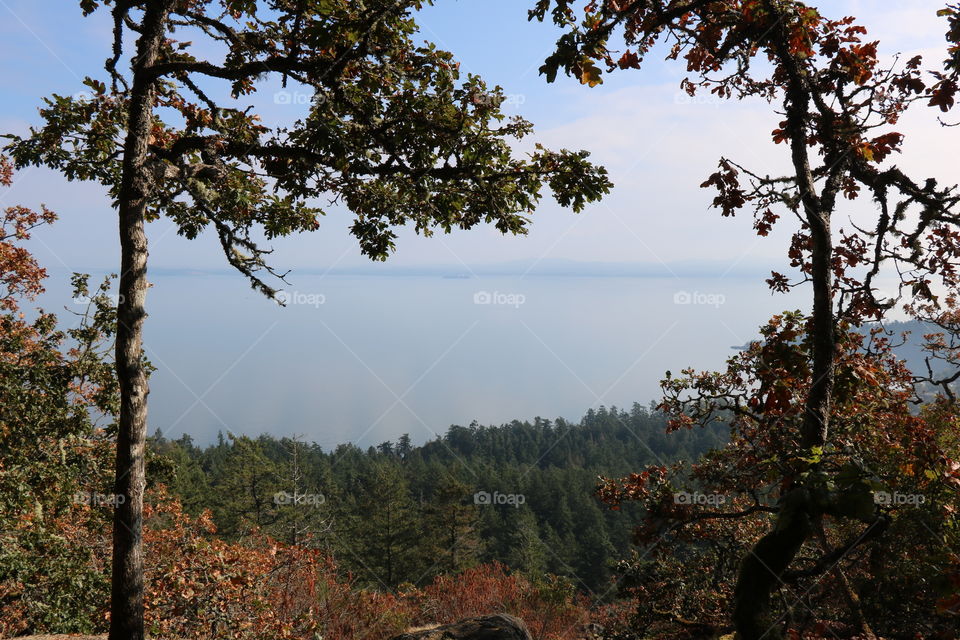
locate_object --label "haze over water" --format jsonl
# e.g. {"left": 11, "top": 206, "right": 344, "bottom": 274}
{"left": 41, "top": 267, "right": 809, "bottom": 448}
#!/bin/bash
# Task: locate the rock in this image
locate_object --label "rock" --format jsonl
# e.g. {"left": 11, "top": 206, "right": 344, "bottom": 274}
{"left": 390, "top": 614, "right": 532, "bottom": 640}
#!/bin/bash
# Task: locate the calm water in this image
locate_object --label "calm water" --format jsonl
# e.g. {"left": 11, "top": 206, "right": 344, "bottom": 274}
{"left": 40, "top": 272, "right": 808, "bottom": 448}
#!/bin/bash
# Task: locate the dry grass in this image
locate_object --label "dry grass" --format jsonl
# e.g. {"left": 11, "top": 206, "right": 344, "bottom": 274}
{"left": 4, "top": 636, "right": 173, "bottom": 640}
{"left": 4, "top": 636, "right": 107, "bottom": 640}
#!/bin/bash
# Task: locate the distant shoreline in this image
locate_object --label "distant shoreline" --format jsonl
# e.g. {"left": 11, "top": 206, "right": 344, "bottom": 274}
{"left": 46, "top": 261, "right": 775, "bottom": 280}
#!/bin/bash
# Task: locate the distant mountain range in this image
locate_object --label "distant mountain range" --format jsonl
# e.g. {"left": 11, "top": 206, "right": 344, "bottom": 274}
{"left": 732, "top": 318, "right": 959, "bottom": 381}
{"left": 869, "top": 319, "right": 959, "bottom": 380}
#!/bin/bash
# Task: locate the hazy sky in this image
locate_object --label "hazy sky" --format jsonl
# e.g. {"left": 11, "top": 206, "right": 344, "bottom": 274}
{"left": 1, "top": 1, "right": 956, "bottom": 445}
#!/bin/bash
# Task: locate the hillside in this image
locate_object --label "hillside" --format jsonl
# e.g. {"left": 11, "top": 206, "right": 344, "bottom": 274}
{"left": 152, "top": 403, "right": 728, "bottom": 595}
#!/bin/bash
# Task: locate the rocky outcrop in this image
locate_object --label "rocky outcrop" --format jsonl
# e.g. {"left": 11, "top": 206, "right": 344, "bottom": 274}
{"left": 10, "top": 615, "right": 532, "bottom": 640}
{"left": 390, "top": 614, "right": 532, "bottom": 640}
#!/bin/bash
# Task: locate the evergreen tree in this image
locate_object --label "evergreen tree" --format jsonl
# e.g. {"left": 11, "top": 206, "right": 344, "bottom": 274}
{"left": 419, "top": 476, "right": 482, "bottom": 578}
{"left": 503, "top": 507, "right": 548, "bottom": 576}
{"left": 339, "top": 463, "right": 419, "bottom": 589}
{"left": 210, "top": 435, "right": 280, "bottom": 539}
{"left": 272, "top": 436, "right": 331, "bottom": 546}
{"left": 155, "top": 405, "right": 729, "bottom": 591}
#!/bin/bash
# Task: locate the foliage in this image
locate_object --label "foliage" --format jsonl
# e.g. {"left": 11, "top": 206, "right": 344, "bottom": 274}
{"left": 5, "top": 5, "right": 613, "bottom": 632}
{"left": 597, "top": 315, "right": 960, "bottom": 638}
{"left": 412, "top": 563, "right": 591, "bottom": 640}
{"left": 6, "top": 1, "right": 613, "bottom": 298}
{"left": 1, "top": 230, "right": 681, "bottom": 640}
{"left": 0, "top": 159, "right": 118, "bottom": 636}
{"left": 141, "top": 485, "right": 410, "bottom": 640}
{"left": 14, "top": 482, "right": 600, "bottom": 640}
{"left": 7, "top": 475, "right": 601, "bottom": 640}
{"left": 153, "top": 406, "right": 726, "bottom": 595}
{"left": 0, "top": 157, "right": 56, "bottom": 311}
{"left": 529, "top": 1, "right": 960, "bottom": 636}
{"left": 531, "top": 0, "right": 960, "bottom": 323}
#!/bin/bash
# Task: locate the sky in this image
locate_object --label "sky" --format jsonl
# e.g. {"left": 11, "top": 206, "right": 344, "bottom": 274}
{"left": 0, "top": 1, "right": 956, "bottom": 446}
{"left": 1, "top": 0, "right": 952, "bottom": 275}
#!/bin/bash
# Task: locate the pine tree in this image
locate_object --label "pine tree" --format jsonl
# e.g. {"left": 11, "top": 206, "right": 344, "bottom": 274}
{"left": 273, "top": 435, "right": 331, "bottom": 546}
{"left": 504, "top": 507, "right": 547, "bottom": 577}
{"left": 339, "top": 463, "right": 419, "bottom": 589}
{"left": 419, "top": 476, "right": 482, "bottom": 579}
{"left": 210, "top": 435, "right": 280, "bottom": 539}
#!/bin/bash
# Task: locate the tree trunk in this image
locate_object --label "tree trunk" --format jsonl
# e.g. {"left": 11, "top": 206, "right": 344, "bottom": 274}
{"left": 732, "top": 489, "right": 813, "bottom": 640}
{"left": 802, "top": 208, "right": 835, "bottom": 449}
{"left": 731, "top": 171, "right": 835, "bottom": 640}
{"left": 732, "top": 7, "right": 838, "bottom": 636}
{"left": 109, "top": 5, "right": 171, "bottom": 640}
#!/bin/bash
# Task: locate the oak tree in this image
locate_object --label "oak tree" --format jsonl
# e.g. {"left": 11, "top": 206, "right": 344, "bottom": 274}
{"left": 5, "top": 2, "right": 611, "bottom": 638}
{"left": 530, "top": 0, "right": 960, "bottom": 636}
